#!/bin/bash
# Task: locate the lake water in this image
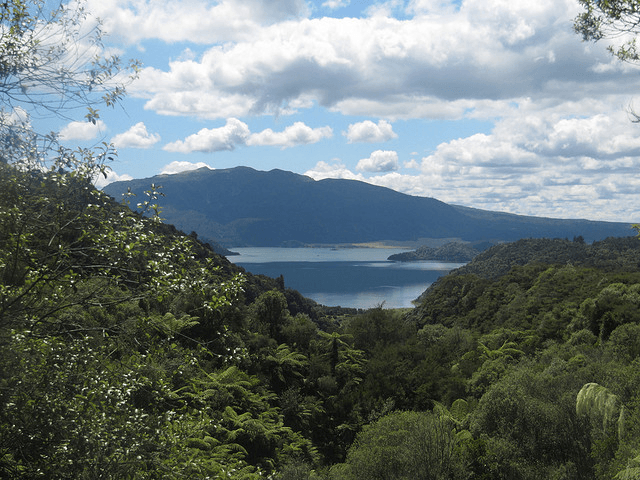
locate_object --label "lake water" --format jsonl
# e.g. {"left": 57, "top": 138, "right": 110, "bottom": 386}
{"left": 229, "top": 247, "right": 464, "bottom": 309}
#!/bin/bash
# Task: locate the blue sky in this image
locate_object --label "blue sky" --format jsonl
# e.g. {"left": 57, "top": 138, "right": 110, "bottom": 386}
{"left": 49, "top": 0, "right": 640, "bottom": 222}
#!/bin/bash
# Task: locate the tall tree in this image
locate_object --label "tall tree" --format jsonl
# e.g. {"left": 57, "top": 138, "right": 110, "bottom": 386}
{"left": 0, "top": 0, "right": 139, "bottom": 171}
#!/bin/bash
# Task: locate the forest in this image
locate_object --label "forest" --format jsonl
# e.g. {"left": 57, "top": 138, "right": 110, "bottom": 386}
{"left": 3, "top": 0, "right": 640, "bottom": 478}
{"left": 3, "top": 157, "right": 640, "bottom": 479}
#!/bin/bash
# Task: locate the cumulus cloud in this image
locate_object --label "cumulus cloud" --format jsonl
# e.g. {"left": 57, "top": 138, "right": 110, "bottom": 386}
{"left": 379, "top": 109, "right": 640, "bottom": 221}
{"left": 95, "top": 169, "right": 133, "bottom": 189}
{"left": 298, "top": 104, "right": 640, "bottom": 222}
{"left": 322, "top": 0, "right": 349, "bottom": 9}
{"left": 1, "top": 107, "right": 30, "bottom": 128}
{"left": 404, "top": 159, "right": 421, "bottom": 169}
{"left": 407, "top": 0, "right": 458, "bottom": 15}
{"left": 125, "top": 0, "right": 636, "bottom": 121}
{"left": 356, "top": 150, "right": 399, "bottom": 172}
{"left": 247, "top": 122, "right": 333, "bottom": 148}
{"left": 163, "top": 120, "right": 333, "bottom": 153}
{"left": 111, "top": 122, "right": 161, "bottom": 149}
{"left": 160, "top": 161, "right": 213, "bottom": 175}
{"left": 78, "top": 0, "right": 640, "bottom": 222}
{"left": 59, "top": 120, "right": 106, "bottom": 141}
{"left": 530, "top": 115, "right": 640, "bottom": 158}
{"left": 345, "top": 120, "right": 397, "bottom": 143}
{"left": 86, "top": 0, "right": 309, "bottom": 44}
{"left": 304, "top": 160, "right": 366, "bottom": 181}
{"left": 163, "top": 118, "right": 250, "bottom": 153}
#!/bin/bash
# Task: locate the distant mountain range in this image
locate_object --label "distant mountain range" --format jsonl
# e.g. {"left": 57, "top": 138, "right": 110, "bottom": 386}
{"left": 103, "top": 166, "right": 634, "bottom": 247}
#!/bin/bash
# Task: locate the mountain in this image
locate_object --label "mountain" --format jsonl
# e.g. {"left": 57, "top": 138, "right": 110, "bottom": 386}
{"left": 103, "top": 166, "right": 634, "bottom": 246}
{"left": 8, "top": 161, "right": 640, "bottom": 478}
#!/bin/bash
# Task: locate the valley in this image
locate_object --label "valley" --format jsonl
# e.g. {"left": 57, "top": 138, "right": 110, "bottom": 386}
{"left": 3, "top": 160, "right": 640, "bottom": 479}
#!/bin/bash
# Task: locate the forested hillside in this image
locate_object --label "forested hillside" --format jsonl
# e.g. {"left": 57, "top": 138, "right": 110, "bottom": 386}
{"left": 387, "top": 241, "right": 482, "bottom": 262}
{"left": 3, "top": 0, "right": 640, "bottom": 477}
{"left": 3, "top": 158, "right": 640, "bottom": 479}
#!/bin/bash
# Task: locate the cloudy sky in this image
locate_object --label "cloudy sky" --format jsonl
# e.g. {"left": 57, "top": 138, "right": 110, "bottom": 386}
{"left": 53, "top": 0, "right": 640, "bottom": 222}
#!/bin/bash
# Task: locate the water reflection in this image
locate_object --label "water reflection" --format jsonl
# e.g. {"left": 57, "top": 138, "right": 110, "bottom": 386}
{"left": 230, "top": 247, "right": 463, "bottom": 309}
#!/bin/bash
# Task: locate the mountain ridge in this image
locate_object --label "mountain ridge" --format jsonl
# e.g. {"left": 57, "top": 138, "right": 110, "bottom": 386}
{"left": 103, "top": 166, "right": 633, "bottom": 246}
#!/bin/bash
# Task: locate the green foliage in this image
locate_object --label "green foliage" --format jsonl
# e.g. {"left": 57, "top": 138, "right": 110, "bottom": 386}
{"left": 614, "top": 455, "right": 640, "bottom": 480}
{"left": 579, "top": 283, "right": 640, "bottom": 339}
{"left": 252, "top": 290, "right": 289, "bottom": 339}
{"left": 574, "top": 0, "right": 640, "bottom": 64}
{"left": 469, "top": 366, "right": 593, "bottom": 479}
{"left": 2, "top": 80, "right": 640, "bottom": 480}
{"left": 0, "top": 330, "right": 219, "bottom": 478}
{"left": 447, "top": 237, "right": 640, "bottom": 282}
{"left": 333, "top": 410, "right": 468, "bottom": 480}
{"left": 4, "top": 164, "right": 640, "bottom": 479}
{"left": 0, "top": 0, "right": 139, "bottom": 168}
{"left": 387, "top": 241, "right": 480, "bottom": 262}
{"left": 608, "top": 323, "right": 640, "bottom": 360}
{"left": 577, "top": 383, "right": 625, "bottom": 441}
{"left": 0, "top": 160, "right": 302, "bottom": 478}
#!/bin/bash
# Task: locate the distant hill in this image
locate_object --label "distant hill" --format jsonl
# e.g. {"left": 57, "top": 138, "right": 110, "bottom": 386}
{"left": 388, "top": 242, "right": 482, "bottom": 262}
{"left": 442, "top": 236, "right": 640, "bottom": 281}
{"left": 103, "top": 166, "right": 634, "bottom": 247}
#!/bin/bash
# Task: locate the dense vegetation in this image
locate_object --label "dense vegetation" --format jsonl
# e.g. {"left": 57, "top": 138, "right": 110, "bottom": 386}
{"left": 3, "top": 0, "right": 640, "bottom": 477}
{"left": 3, "top": 158, "right": 640, "bottom": 478}
{"left": 387, "top": 241, "right": 483, "bottom": 262}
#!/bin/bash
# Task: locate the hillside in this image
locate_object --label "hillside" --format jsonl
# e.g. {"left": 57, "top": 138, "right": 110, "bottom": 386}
{"left": 387, "top": 241, "right": 481, "bottom": 262}
{"left": 450, "top": 236, "right": 640, "bottom": 280}
{"left": 4, "top": 160, "right": 640, "bottom": 479}
{"left": 103, "top": 166, "right": 633, "bottom": 246}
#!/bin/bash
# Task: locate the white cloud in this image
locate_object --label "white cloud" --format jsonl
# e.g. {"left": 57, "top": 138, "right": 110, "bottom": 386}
{"left": 160, "top": 161, "right": 213, "bottom": 175}
{"left": 95, "top": 169, "right": 133, "bottom": 189}
{"left": 127, "top": 0, "right": 633, "bottom": 121}
{"left": 404, "top": 159, "right": 420, "bottom": 169}
{"left": 247, "top": 122, "right": 333, "bottom": 148}
{"left": 366, "top": 171, "right": 434, "bottom": 197}
{"left": 163, "top": 118, "right": 250, "bottom": 153}
{"left": 86, "top": 0, "right": 310, "bottom": 44}
{"left": 399, "top": 109, "right": 640, "bottom": 220}
{"left": 59, "top": 120, "right": 106, "bottom": 141}
{"left": 345, "top": 120, "right": 397, "bottom": 143}
{"left": 406, "top": 0, "right": 458, "bottom": 15}
{"left": 356, "top": 150, "right": 399, "bottom": 172}
{"left": 111, "top": 122, "right": 161, "bottom": 149}
{"left": 299, "top": 103, "right": 640, "bottom": 222}
{"left": 365, "top": 0, "right": 404, "bottom": 18}
{"left": 532, "top": 114, "right": 640, "bottom": 158}
{"left": 163, "top": 119, "right": 332, "bottom": 153}
{"left": 304, "top": 160, "right": 366, "bottom": 181}
{"left": 322, "top": 0, "right": 349, "bottom": 9}
{"left": 1, "top": 107, "right": 30, "bottom": 127}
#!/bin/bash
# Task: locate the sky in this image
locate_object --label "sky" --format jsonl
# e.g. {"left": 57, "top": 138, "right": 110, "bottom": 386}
{"left": 49, "top": 0, "right": 640, "bottom": 222}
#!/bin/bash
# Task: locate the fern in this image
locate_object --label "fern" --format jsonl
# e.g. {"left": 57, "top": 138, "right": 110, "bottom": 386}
{"left": 576, "top": 382, "right": 625, "bottom": 440}
{"left": 614, "top": 455, "right": 640, "bottom": 480}
{"left": 150, "top": 312, "right": 199, "bottom": 337}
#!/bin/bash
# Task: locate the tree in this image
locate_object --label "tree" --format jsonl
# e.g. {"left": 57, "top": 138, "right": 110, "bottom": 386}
{"left": 253, "top": 290, "right": 289, "bottom": 340}
{"left": 332, "top": 410, "right": 468, "bottom": 480}
{"left": 574, "top": 0, "right": 640, "bottom": 64}
{"left": 0, "top": 0, "right": 139, "bottom": 170}
{"left": 575, "top": 0, "right": 640, "bottom": 127}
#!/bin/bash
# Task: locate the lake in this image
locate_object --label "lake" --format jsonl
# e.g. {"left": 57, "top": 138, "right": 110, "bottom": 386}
{"left": 229, "top": 247, "right": 464, "bottom": 309}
